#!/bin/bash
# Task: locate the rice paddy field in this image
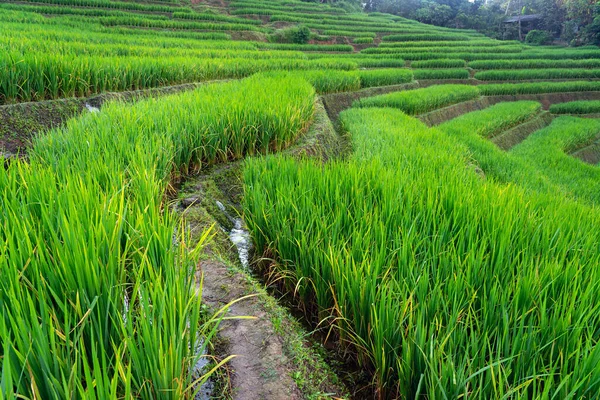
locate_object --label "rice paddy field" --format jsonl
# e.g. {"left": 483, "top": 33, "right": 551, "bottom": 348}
{"left": 1, "top": 0, "right": 600, "bottom": 399}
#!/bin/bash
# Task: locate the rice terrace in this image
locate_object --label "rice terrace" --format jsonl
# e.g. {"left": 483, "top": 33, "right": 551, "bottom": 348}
{"left": 1, "top": 0, "right": 600, "bottom": 398}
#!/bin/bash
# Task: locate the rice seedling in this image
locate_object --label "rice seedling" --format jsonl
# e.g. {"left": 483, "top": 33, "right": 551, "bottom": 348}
{"left": 438, "top": 101, "right": 541, "bottom": 138}
{"left": 411, "top": 59, "right": 467, "bottom": 68}
{"left": 381, "top": 33, "right": 472, "bottom": 41}
{"left": 469, "top": 58, "right": 600, "bottom": 70}
{"left": 2, "top": 71, "right": 313, "bottom": 399}
{"left": 323, "top": 30, "right": 377, "bottom": 38}
{"left": 353, "top": 84, "right": 480, "bottom": 114}
{"left": 0, "top": 51, "right": 353, "bottom": 104}
{"left": 475, "top": 68, "right": 600, "bottom": 81}
{"left": 358, "top": 68, "right": 414, "bottom": 88}
{"left": 363, "top": 45, "right": 523, "bottom": 54}
{"left": 479, "top": 81, "right": 600, "bottom": 96}
{"left": 550, "top": 100, "right": 600, "bottom": 114}
{"left": 244, "top": 106, "right": 600, "bottom": 398}
{"left": 353, "top": 37, "right": 374, "bottom": 44}
{"left": 413, "top": 68, "right": 470, "bottom": 79}
{"left": 13, "top": 0, "right": 182, "bottom": 12}
{"left": 510, "top": 117, "right": 600, "bottom": 204}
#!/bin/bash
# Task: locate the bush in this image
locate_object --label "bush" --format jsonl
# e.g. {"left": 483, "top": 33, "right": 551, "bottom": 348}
{"left": 269, "top": 25, "right": 311, "bottom": 44}
{"left": 525, "top": 30, "right": 553, "bottom": 45}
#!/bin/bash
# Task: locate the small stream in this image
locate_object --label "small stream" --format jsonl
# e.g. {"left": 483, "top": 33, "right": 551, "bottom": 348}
{"left": 193, "top": 340, "right": 214, "bottom": 400}
{"left": 216, "top": 200, "right": 252, "bottom": 269}
{"left": 85, "top": 103, "right": 100, "bottom": 113}
{"left": 192, "top": 200, "right": 252, "bottom": 398}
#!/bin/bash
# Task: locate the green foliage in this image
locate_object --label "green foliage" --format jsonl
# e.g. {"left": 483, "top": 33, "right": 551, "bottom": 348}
{"left": 550, "top": 100, "right": 600, "bottom": 114}
{"left": 510, "top": 116, "right": 600, "bottom": 204}
{"left": 476, "top": 69, "right": 600, "bottom": 81}
{"left": 244, "top": 106, "right": 600, "bottom": 398}
{"left": 353, "top": 84, "right": 480, "bottom": 114}
{"left": 358, "top": 68, "right": 414, "bottom": 87}
{"left": 353, "top": 37, "right": 374, "bottom": 44}
{"left": 525, "top": 30, "right": 554, "bottom": 45}
{"left": 438, "top": 101, "right": 541, "bottom": 139}
{"left": 479, "top": 81, "right": 600, "bottom": 95}
{"left": 413, "top": 68, "right": 470, "bottom": 79}
{"left": 2, "top": 74, "right": 314, "bottom": 398}
{"left": 469, "top": 58, "right": 600, "bottom": 70}
{"left": 269, "top": 25, "right": 312, "bottom": 44}
{"left": 411, "top": 58, "right": 466, "bottom": 68}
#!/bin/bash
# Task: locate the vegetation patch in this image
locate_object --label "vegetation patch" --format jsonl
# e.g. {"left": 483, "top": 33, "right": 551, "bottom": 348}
{"left": 353, "top": 84, "right": 480, "bottom": 115}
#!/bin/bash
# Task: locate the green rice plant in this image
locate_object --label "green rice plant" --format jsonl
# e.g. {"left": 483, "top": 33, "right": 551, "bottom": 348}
{"left": 380, "top": 40, "right": 519, "bottom": 48}
{"left": 479, "top": 81, "right": 600, "bottom": 96}
{"left": 0, "top": 3, "right": 173, "bottom": 19}
{"left": 413, "top": 68, "right": 470, "bottom": 80}
{"left": 2, "top": 73, "right": 313, "bottom": 399}
{"left": 323, "top": 30, "right": 376, "bottom": 38}
{"left": 550, "top": 100, "right": 600, "bottom": 114}
{"left": 12, "top": 0, "right": 182, "bottom": 12}
{"left": 358, "top": 68, "right": 414, "bottom": 88}
{"left": 172, "top": 11, "right": 263, "bottom": 25}
{"left": 261, "top": 70, "right": 360, "bottom": 94}
{"left": 255, "top": 42, "right": 353, "bottom": 52}
{"left": 469, "top": 58, "right": 600, "bottom": 70}
{"left": 411, "top": 59, "right": 466, "bottom": 68}
{"left": 475, "top": 68, "right": 600, "bottom": 81}
{"left": 381, "top": 33, "right": 471, "bottom": 41}
{"left": 93, "top": 15, "right": 265, "bottom": 32}
{"left": 353, "top": 84, "right": 480, "bottom": 115}
{"left": 438, "top": 101, "right": 542, "bottom": 138}
{"left": 354, "top": 58, "right": 405, "bottom": 68}
{"left": 363, "top": 45, "right": 523, "bottom": 54}
{"left": 244, "top": 106, "right": 600, "bottom": 398}
{"left": 0, "top": 51, "right": 353, "bottom": 103}
{"left": 510, "top": 117, "right": 600, "bottom": 204}
{"left": 353, "top": 37, "right": 374, "bottom": 44}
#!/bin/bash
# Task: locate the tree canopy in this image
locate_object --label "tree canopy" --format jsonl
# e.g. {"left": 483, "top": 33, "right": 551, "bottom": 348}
{"left": 361, "top": 0, "right": 600, "bottom": 45}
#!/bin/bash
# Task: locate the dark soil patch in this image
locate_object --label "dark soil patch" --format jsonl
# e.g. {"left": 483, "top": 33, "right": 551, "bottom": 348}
{"left": 0, "top": 99, "right": 82, "bottom": 157}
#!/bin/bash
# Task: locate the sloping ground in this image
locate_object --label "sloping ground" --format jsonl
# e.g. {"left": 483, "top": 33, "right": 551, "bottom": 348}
{"left": 492, "top": 112, "right": 554, "bottom": 150}
{"left": 573, "top": 139, "right": 600, "bottom": 164}
{"left": 2, "top": 0, "right": 600, "bottom": 398}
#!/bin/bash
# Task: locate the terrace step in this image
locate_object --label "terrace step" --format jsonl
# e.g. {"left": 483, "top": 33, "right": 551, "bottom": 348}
{"left": 572, "top": 141, "right": 600, "bottom": 165}
{"left": 492, "top": 111, "right": 554, "bottom": 150}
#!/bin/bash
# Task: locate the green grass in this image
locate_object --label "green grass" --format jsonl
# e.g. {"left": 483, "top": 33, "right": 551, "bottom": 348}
{"left": 479, "top": 81, "right": 600, "bottom": 96}
{"left": 438, "top": 101, "right": 542, "bottom": 138}
{"left": 1, "top": 75, "right": 315, "bottom": 398}
{"left": 5, "top": 0, "right": 600, "bottom": 397}
{"left": 510, "top": 117, "right": 600, "bottom": 204}
{"left": 411, "top": 59, "right": 467, "bottom": 68}
{"left": 353, "top": 37, "right": 374, "bottom": 44}
{"left": 475, "top": 68, "right": 600, "bottom": 81}
{"left": 469, "top": 58, "right": 600, "bottom": 70}
{"left": 353, "top": 84, "right": 480, "bottom": 114}
{"left": 550, "top": 100, "right": 600, "bottom": 114}
{"left": 413, "top": 68, "right": 470, "bottom": 80}
{"left": 243, "top": 106, "right": 600, "bottom": 398}
{"left": 358, "top": 68, "right": 414, "bottom": 87}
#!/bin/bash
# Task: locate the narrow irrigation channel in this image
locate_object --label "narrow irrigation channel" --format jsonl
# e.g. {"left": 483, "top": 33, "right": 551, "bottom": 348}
{"left": 178, "top": 162, "right": 347, "bottom": 399}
